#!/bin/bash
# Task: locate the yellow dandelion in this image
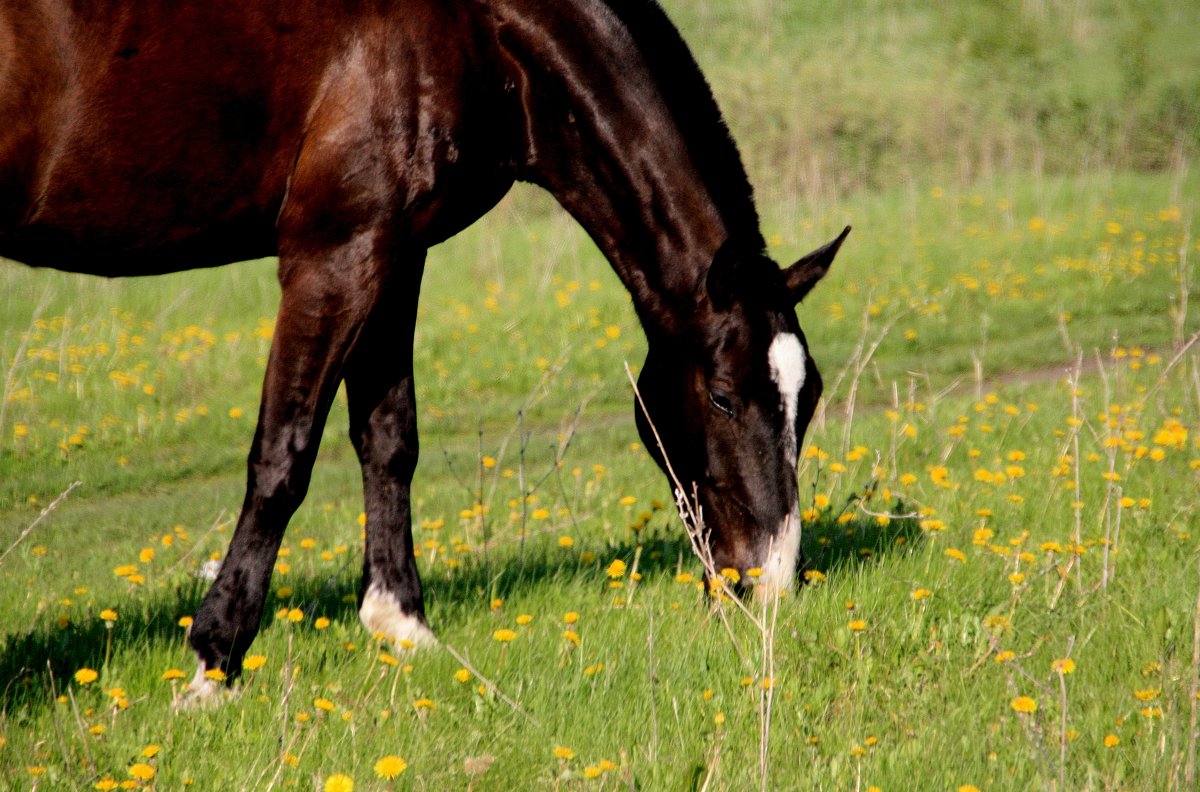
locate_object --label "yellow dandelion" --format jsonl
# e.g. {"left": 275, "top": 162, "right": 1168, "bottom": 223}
{"left": 315, "top": 697, "right": 336, "bottom": 712}
{"left": 492, "top": 628, "right": 517, "bottom": 642}
{"left": 128, "top": 763, "right": 155, "bottom": 781}
{"left": 314, "top": 617, "right": 331, "bottom": 630}
{"left": 243, "top": 654, "right": 267, "bottom": 671}
{"left": 161, "top": 668, "right": 186, "bottom": 681}
{"left": 454, "top": 668, "right": 471, "bottom": 683}
{"left": 911, "top": 588, "right": 932, "bottom": 601}
{"left": 558, "top": 535, "right": 574, "bottom": 547}
{"left": 564, "top": 611, "right": 579, "bottom": 624}
{"left": 99, "top": 609, "right": 118, "bottom": 622}
{"left": 374, "top": 755, "right": 408, "bottom": 780}
{"left": 563, "top": 630, "right": 581, "bottom": 646}
{"left": 177, "top": 615, "right": 193, "bottom": 628}
{"left": 584, "top": 766, "right": 602, "bottom": 779}
{"left": 553, "top": 745, "right": 575, "bottom": 760}
{"left": 1010, "top": 695, "right": 1037, "bottom": 713}
{"left": 1052, "top": 658, "right": 1076, "bottom": 675}
{"left": 74, "top": 668, "right": 99, "bottom": 685}
{"left": 323, "top": 773, "right": 354, "bottom": 792}
{"left": 606, "top": 559, "right": 627, "bottom": 578}
{"left": 1104, "top": 734, "right": 1120, "bottom": 748}
{"left": 204, "top": 668, "right": 227, "bottom": 682}
{"left": 848, "top": 619, "right": 867, "bottom": 632}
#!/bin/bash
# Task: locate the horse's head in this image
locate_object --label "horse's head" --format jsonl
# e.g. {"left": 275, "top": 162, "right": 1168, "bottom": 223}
{"left": 635, "top": 227, "right": 849, "bottom": 596}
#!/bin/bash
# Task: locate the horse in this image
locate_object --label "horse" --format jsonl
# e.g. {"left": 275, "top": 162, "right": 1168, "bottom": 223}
{"left": 0, "top": 0, "right": 847, "bottom": 700}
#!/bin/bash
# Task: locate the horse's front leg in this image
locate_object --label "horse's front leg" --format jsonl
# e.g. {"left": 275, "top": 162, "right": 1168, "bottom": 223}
{"left": 344, "top": 253, "right": 434, "bottom": 649}
{"left": 186, "top": 236, "right": 386, "bottom": 701}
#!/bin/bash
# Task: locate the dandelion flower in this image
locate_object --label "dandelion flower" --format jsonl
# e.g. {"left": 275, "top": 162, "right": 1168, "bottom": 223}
{"left": 1010, "top": 696, "right": 1037, "bottom": 713}
{"left": 323, "top": 773, "right": 354, "bottom": 792}
{"left": 99, "top": 609, "right": 117, "bottom": 622}
{"left": 243, "top": 654, "right": 267, "bottom": 671}
{"left": 204, "top": 668, "right": 227, "bottom": 682}
{"left": 314, "top": 617, "right": 331, "bottom": 630}
{"left": 128, "top": 763, "right": 155, "bottom": 781}
{"left": 492, "top": 628, "right": 517, "bottom": 642}
{"left": 315, "top": 697, "right": 336, "bottom": 712}
{"left": 374, "top": 755, "right": 408, "bottom": 780}
{"left": 606, "top": 559, "right": 627, "bottom": 578}
{"left": 1052, "top": 658, "right": 1076, "bottom": 675}
{"left": 161, "top": 668, "right": 186, "bottom": 681}
{"left": 1104, "top": 734, "right": 1120, "bottom": 748}
{"left": 74, "top": 668, "right": 99, "bottom": 685}
{"left": 553, "top": 745, "right": 575, "bottom": 760}
{"left": 848, "top": 619, "right": 867, "bottom": 632}
{"left": 454, "top": 668, "right": 471, "bottom": 683}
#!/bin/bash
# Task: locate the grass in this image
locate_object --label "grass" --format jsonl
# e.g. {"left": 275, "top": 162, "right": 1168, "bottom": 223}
{"left": 2, "top": 0, "right": 1200, "bottom": 789}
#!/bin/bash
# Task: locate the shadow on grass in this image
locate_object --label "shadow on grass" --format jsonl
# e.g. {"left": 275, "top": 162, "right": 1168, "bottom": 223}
{"left": 0, "top": 509, "right": 919, "bottom": 717}
{"left": 800, "top": 503, "right": 925, "bottom": 580}
{"left": 0, "top": 530, "right": 690, "bottom": 717}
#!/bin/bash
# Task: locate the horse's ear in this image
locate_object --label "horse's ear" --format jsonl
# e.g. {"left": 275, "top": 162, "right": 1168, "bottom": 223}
{"left": 704, "top": 240, "right": 742, "bottom": 311}
{"left": 784, "top": 226, "right": 850, "bottom": 304}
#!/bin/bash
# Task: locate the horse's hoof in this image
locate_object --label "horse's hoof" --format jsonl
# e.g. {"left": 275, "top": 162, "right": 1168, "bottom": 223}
{"left": 173, "top": 661, "right": 229, "bottom": 711}
{"left": 359, "top": 585, "right": 438, "bottom": 651}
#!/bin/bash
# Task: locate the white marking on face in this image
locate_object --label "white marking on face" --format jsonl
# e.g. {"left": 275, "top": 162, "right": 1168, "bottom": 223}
{"left": 757, "top": 511, "right": 801, "bottom": 597}
{"left": 768, "top": 333, "right": 807, "bottom": 458}
{"left": 359, "top": 584, "right": 437, "bottom": 649}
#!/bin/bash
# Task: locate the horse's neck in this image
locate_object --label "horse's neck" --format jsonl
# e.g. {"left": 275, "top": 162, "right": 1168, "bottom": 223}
{"left": 496, "top": 0, "right": 754, "bottom": 332}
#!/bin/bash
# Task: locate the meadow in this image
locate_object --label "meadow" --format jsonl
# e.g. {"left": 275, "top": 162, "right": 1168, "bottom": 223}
{"left": 2, "top": 0, "right": 1199, "bottom": 790}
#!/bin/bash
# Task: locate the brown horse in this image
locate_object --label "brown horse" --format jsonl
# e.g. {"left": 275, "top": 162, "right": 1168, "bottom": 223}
{"left": 0, "top": 0, "right": 846, "bottom": 699}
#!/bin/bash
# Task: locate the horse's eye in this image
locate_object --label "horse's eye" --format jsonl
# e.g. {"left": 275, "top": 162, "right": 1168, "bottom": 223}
{"left": 708, "top": 390, "right": 736, "bottom": 418}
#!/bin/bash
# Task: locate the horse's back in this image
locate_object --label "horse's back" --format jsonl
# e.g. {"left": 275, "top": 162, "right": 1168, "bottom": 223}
{"left": 0, "top": 1, "right": 482, "bottom": 275}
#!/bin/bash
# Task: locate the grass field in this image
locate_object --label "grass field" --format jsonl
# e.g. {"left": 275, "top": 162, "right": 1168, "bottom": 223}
{"left": 3, "top": 1, "right": 1200, "bottom": 790}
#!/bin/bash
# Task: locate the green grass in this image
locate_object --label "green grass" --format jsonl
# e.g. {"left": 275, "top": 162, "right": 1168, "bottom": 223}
{"left": 3, "top": 0, "right": 1200, "bottom": 789}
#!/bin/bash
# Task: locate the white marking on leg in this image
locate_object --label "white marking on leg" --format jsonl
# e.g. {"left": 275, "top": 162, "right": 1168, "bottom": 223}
{"left": 757, "top": 511, "right": 801, "bottom": 597}
{"left": 175, "top": 657, "right": 223, "bottom": 710}
{"left": 768, "top": 333, "right": 807, "bottom": 459}
{"left": 359, "top": 583, "right": 437, "bottom": 649}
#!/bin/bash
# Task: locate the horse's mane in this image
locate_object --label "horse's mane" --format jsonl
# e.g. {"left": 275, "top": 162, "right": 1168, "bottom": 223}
{"left": 600, "top": 0, "right": 765, "bottom": 252}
